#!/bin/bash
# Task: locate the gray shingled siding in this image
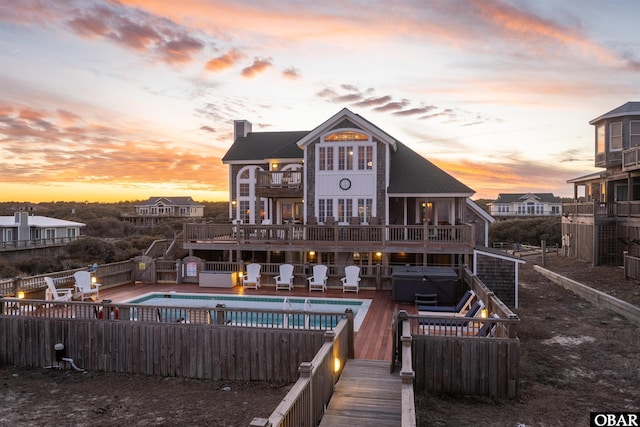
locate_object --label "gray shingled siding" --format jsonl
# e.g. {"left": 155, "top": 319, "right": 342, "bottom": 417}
{"left": 375, "top": 137, "right": 386, "bottom": 223}
{"left": 305, "top": 136, "right": 320, "bottom": 221}
{"left": 475, "top": 253, "right": 516, "bottom": 307}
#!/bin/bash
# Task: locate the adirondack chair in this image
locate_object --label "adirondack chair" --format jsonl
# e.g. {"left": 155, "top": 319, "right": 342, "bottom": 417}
{"left": 307, "top": 265, "right": 328, "bottom": 292}
{"left": 274, "top": 264, "right": 294, "bottom": 291}
{"left": 44, "top": 277, "right": 73, "bottom": 302}
{"left": 242, "top": 263, "right": 261, "bottom": 289}
{"left": 73, "top": 271, "right": 101, "bottom": 301}
{"left": 341, "top": 266, "right": 361, "bottom": 293}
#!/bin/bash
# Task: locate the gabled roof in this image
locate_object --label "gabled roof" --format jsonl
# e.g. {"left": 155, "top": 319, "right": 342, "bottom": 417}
{"left": 589, "top": 101, "right": 640, "bottom": 124}
{"left": 296, "top": 108, "right": 398, "bottom": 150}
{"left": 387, "top": 141, "right": 474, "bottom": 195}
{"left": 222, "top": 109, "right": 474, "bottom": 196}
{"left": 467, "top": 199, "right": 495, "bottom": 223}
{"left": 491, "top": 193, "right": 561, "bottom": 203}
{"left": 0, "top": 216, "right": 85, "bottom": 228}
{"left": 136, "top": 197, "right": 204, "bottom": 207}
{"left": 222, "top": 131, "right": 308, "bottom": 163}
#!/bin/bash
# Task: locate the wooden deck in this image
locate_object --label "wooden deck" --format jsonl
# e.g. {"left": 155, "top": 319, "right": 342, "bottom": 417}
{"left": 319, "top": 360, "right": 401, "bottom": 426}
{"left": 100, "top": 283, "right": 415, "bottom": 361}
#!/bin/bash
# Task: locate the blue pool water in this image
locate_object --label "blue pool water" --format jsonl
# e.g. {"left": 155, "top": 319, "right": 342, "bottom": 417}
{"left": 125, "top": 293, "right": 371, "bottom": 331}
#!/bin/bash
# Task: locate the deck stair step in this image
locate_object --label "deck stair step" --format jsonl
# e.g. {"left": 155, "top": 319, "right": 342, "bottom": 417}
{"left": 319, "top": 359, "right": 401, "bottom": 427}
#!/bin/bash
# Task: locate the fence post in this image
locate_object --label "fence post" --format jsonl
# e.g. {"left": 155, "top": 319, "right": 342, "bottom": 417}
{"left": 299, "top": 361, "right": 314, "bottom": 427}
{"left": 215, "top": 304, "right": 226, "bottom": 325}
{"left": 541, "top": 240, "right": 546, "bottom": 267}
{"left": 344, "top": 308, "right": 355, "bottom": 359}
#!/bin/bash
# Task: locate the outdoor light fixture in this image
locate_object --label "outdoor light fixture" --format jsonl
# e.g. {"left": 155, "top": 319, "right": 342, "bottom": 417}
{"left": 272, "top": 163, "right": 278, "bottom": 170}
{"left": 480, "top": 308, "right": 488, "bottom": 318}
{"left": 309, "top": 251, "right": 315, "bottom": 256}
{"left": 17, "top": 291, "right": 25, "bottom": 299}
{"left": 232, "top": 200, "right": 237, "bottom": 206}
{"left": 91, "top": 276, "right": 97, "bottom": 285}
{"left": 334, "top": 357, "right": 341, "bottom": 373}
{"left": 375, "top": 251, "right": 382, "bottom": 258}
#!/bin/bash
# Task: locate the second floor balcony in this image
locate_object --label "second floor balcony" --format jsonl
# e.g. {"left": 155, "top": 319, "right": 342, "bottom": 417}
{"left": 255, "top": 171, "right": 303, "bottom": 198}
{"left": 183, "top": 222, "right": 476, "bottom": 254}
{"left": 562, "top": 201, "right": 640, "bottom": 219}
{"left": 622, "top": 146, "right": 640, "bottom": 172}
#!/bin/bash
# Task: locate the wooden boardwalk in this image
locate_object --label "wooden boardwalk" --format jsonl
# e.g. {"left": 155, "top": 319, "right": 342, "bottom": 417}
{"left": 319, "top": 360, "right": 401, "bottom": 427}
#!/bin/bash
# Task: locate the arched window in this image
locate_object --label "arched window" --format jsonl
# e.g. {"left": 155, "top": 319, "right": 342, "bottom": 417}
{"left": 324, "top": 131, "right": 369, "bottom": 141}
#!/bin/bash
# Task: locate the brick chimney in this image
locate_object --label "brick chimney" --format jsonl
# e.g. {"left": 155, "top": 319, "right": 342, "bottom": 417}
{"left": 234, "top": 120, "right": 252, "bottom": 141}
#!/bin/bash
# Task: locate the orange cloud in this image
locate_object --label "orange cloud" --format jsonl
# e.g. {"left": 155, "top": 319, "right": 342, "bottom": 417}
{"left": 205, "top": 49, "right": 244, "bottom": 72}
{"left": 0, "top": 103, "right": 230, "bottom": 196}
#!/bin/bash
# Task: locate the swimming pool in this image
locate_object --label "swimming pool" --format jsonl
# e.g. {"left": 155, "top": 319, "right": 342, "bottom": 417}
{"left": 125, "top": 293, "right": 371, "bottom": 332}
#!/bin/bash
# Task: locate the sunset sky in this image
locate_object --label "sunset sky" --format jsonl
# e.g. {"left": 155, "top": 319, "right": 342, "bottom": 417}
{"left": 1, "top": 0, "right": 639, "bottom": 203}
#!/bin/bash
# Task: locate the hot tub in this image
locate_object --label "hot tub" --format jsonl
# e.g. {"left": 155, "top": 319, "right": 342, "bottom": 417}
{"left": 391, "top": 266, "right": 459, "bottom": 304}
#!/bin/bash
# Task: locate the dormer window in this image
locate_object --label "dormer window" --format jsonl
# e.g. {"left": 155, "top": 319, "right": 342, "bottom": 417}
{"left": 610, "top": 122, "right": 622, "bottom": 151}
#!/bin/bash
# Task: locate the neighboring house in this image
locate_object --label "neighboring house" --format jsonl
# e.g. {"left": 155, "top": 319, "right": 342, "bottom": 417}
{"left": 185, "top": 108, "right": 498, "bottom": 276}
{"left": 121, "top": 197, "right": 204, "bottom": 226}
{"left": 0, "top": 212, "right": 85, "bottom": 251}
{"left": 563, "top": 101, "right": 640, "bottom": 274}
{"left": 489, "top": 193, "right": 562, "bottom": 220}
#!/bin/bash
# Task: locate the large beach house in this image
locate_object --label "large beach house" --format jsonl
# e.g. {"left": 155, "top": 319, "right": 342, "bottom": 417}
{"left": 563, "top": 101, "right": 640, "bottom": 277}
{"left": 182, "top": 109, "right": 500, "bottom": 288}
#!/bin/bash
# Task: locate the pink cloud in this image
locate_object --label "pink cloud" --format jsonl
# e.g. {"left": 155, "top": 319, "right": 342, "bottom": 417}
{"left": 282, "top": 67, "right": 300, "bottom": 80}
{"left": 241, "top": 58, "right": 272, "bottom": 78}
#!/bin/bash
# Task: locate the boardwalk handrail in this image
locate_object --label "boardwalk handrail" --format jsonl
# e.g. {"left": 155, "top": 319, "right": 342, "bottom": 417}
{"left": 252, "top": 315, "right": 352, "bottom": 427}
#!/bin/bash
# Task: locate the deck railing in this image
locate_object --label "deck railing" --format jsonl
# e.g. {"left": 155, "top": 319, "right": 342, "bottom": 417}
{"left": 624, "top": 252, "right": 640, "bottom": 280}
{"left": 183, "top": 223, "right": 474, "bottom": 248}
{"left": 0, "top": 261, "right": 135, "bottom": 298}
{"left": 256, "top": 170, "right": 303, "bottom": 189}
{"left": 563, "top": 201, "right": 640, "bottom": 218}
{"left": 0, "top": 236, "right": 81, "bottom": 252}
{"left": 622, "top": 146, "right": 640, "bottom": 171}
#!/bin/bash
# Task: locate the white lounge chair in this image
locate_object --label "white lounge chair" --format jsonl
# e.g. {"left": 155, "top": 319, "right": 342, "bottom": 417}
{"left": 307, "top": 265, "right": 328, "bottom": 292}
{"left": 275, "top": 264, "right": 294, "bottom": 291}
{"left": 73, "top": 271, "right": 101, "bottom": 301}
{"left": 44, "top": 277, "right": 73, "bottom": 302}
{"left": 341, "top": 266, "right": 361, "bottom": 293}
{"left": 242, "top": 263, "right": 261, "bottom": 289}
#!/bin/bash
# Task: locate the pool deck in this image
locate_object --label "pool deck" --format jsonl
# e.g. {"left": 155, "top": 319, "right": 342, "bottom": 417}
{"left": 100, "top": 283, "right": 416, "bottom": 361}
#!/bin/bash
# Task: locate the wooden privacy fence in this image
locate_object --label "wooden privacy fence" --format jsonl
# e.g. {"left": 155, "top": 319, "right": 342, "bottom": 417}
{"left": 0, "top": 299, "right": 353, "bottom": 384}
{"left": 409, "top": 321, "right": 520, "bottom": 399}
